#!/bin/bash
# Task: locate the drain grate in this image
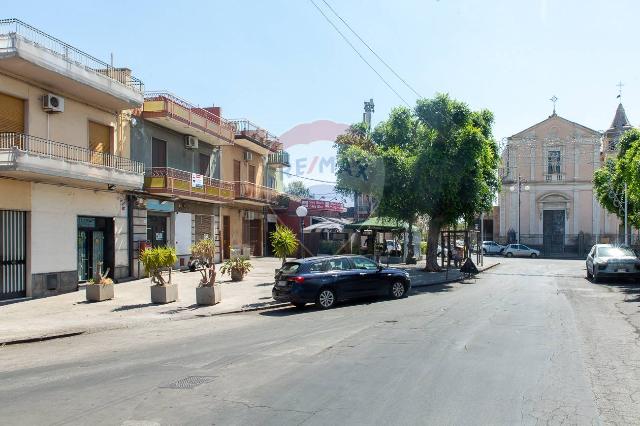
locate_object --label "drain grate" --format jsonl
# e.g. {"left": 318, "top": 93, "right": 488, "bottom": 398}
{"left": 161, "top": 376, "right": 215, "bottom": 389}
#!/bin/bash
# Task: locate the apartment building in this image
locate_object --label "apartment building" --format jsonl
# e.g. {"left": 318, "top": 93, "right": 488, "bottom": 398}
{"left": 221, "top": 120, "right": 289, "bottom": 258}
{"left": 130, "top": 92, "right": 236, "bottom": 272}
{"left": 0, "top": 19, "right": 144, "bottom": 299}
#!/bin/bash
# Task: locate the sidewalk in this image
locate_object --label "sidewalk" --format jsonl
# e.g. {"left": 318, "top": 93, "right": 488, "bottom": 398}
{"left": 0, "top": 256, "right": 500, "bottom": 345}
{"left": 397, "top": 256, "right": 501, "bottom": 287}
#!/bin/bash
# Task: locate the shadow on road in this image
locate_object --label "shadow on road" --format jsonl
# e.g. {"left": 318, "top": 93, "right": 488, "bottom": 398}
{"left": 111, "top": 303, "right": 156, "bottom": 312}
{"left": 258, "top": 295, "right": 404, "bottom": 317}
{"left": 594, "top": 279, "right": 640, "bottom": 303}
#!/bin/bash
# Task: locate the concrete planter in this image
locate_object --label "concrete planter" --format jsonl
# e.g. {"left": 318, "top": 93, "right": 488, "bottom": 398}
{"left": 150, "top": 284, "right": 178, "bottom": 304}
{"left": 230, "top": 270, "right": 245, "bottom": 282}
{"left": 196, "top": 285, "right": 221, "bottom": 306}
{"left": 86, "top": 284, "right": 114, "bottom": 302}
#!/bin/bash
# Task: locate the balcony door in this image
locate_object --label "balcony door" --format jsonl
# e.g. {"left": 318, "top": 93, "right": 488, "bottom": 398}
{"left": 152, "top": 138, "right": 167, "bottom": 168}
{"left": 89, "top": 122, "right": 111, "bottom": 165}
{"left": 0, "top": 92, "right": 25, "bottom": 133}
{"left": 248, "top": 165, "right": 256, "bottom": 184}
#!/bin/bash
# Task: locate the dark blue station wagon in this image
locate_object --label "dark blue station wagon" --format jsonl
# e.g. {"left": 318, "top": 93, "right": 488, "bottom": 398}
{"left": 272, "top": 255, "right": 411, "bottom": 309}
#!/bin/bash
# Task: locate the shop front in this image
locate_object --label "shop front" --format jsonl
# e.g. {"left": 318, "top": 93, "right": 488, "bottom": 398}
{"left": 77, "top": 216, "right": 114, "bottom": 282}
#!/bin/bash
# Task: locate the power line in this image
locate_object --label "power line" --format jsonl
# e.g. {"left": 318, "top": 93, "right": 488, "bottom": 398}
{"left": 308, "top": 0, "right": 411, "bottom": 107}
{"left": 283, "top": 170, "right": 338, "bottom": 184}
{"left": 320, "top": 0, "right": 422, "bottom": 99}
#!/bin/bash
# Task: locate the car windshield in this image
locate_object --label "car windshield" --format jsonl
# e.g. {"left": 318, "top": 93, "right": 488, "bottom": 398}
{"left": 279, "top": 262, "right": 300, "bottom": 274}
{"left": 598, "top": 247, "right": 635, "bottom": 257}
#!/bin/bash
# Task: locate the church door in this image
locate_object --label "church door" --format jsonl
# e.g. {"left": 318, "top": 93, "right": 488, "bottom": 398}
{"left": 543, "top": 210, "right": 565, "bottom": 256}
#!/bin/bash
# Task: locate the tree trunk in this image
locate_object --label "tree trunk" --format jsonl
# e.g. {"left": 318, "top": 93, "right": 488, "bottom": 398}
{"left": 424, "top": 217, "right": 443, "bottom": 272}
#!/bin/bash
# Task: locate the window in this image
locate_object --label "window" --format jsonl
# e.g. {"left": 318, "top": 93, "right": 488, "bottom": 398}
{"left": 280, "top": 262, "right": 300, "bottom": 274}
{"left": 248, "top": 165, "right": 256, "bottom": 184}
{"left": 309, "top": 261, "right": 327, "bottom": 273}
{"left": 89, "top": 121, "right": 111, "bottom": 154}
{"left": 199, "top": 153, "right": 210, "bottom": 176}
{"left": 0, "top": 92, "right": 25, "bottom": 133}
{"left": 352, "top": 257, "right": 378, "bottom": 270}
{"left": 327, "top": 258, "right": 351, "bottom": 271}
{"left": 547, "top": 150, "right": 561, "bottom": 174}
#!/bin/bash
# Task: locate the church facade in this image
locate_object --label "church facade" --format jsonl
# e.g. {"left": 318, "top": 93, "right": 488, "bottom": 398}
{"left": 498, "top": 104, "right": 631, "bottom": 256}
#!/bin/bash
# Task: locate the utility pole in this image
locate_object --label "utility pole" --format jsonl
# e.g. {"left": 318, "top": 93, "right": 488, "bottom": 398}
{"left": 354, "top": 99, "right": 374, "bottom": 220}
{"left": 624, "top": 182, "right": 628, "bottom": 245}
{"left": 510, "top": 175, "right": 529, "bottom": 244}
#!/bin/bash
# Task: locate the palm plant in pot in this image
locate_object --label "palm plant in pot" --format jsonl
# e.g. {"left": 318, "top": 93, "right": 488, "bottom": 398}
{"left": 140, "top": 246, "right": 178, "bottom": 304}
{"left": 190, "top": 238, "right": 221, "bottom": 305}
{"left": 270, "top": 225, "right": 299, "bottom": 275}
{"left": 86, "top": 263, "right": 114, "bottom": 302}
{"left": 220, "top": 256, "right": 252, "bottom": 282}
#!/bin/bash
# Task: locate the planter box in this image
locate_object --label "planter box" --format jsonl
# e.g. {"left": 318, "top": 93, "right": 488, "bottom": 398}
{"left": 86, "top": 284, "right": 114, "bottom": 302}
{"left": 196, "top": 285, "right": 221, "bottom": 306}
{"left": 230, "top": 270, "right": 244, "bottom": 282}
{"left": 150, "top": 284, "right": 178, "bottom": 304}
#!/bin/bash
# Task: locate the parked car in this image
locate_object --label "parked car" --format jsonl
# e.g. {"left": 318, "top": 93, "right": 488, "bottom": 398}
{"left": 385, "top": 240, "right": 402, "bottom": 256}
{"left": 272, "top": 255, "right": 411, "bottom": 309}
{"left": 586, "top": 244, "right": 640, "bottom": 282}
{"left": 503, "top": 244, "right": 540, "bottom": 258}
{"left": 482, "top": 241, "right": 505, "bottom": 255}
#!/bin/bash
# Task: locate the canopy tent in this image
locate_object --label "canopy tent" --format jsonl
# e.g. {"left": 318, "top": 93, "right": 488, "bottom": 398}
{"left": 303, "top": 221, "right": 344, "bottom": 233}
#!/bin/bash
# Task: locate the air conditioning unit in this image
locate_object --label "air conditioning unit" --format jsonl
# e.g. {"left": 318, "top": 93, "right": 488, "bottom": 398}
{"left": 42, "top": 94, "right": 64, "bottom": 113}
{"left": 243, "top": 151, "right": 253, "bottom": 161}
{"left": 184, "top": 135, "right": 199, "bottom": 149}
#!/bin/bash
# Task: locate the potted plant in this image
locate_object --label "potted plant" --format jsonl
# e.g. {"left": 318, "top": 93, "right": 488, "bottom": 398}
{"left": 85, "top": 263, "right": 114, "bottom": 302}
{"left": 270, "top": 225, "right": 299, "bottom": 274}
{"left": 191, "top": 238, "right": 221, "bottom": 306}
{"left": 220, "top": 256, "right": 252, "bottom": 282}
{"left": 140, "top": 246, "right": 178, "bottom": 304}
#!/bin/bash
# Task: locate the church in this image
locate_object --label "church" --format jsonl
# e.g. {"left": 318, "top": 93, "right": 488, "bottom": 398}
{"left": 497, "top": 100, "right": 632, "bottom": 257}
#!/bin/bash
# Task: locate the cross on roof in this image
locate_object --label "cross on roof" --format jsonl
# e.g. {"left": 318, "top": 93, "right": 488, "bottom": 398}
{"left": 617, "top": 81, "right": 624, "bottom": 100}
{"left": 550, "top": 95, "right": 558, "bottom": 115}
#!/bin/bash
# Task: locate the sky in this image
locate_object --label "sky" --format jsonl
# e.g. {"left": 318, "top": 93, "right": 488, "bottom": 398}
{"left": 4, "top": 0, "right": 639, "bottom": 140}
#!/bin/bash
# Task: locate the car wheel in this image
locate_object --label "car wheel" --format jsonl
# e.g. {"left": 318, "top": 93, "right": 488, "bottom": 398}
{"left": 390, "top": 281, "right": 406, "bottom": 299}
{"left": 593, "top": 270, "right": 599, "bottom": 283}
{"left": 530, "top": 253, "right": 538, "bottom": 258}
{"left": 482, "top": 249, "right": 487, "bottom": 255}
{"left": 506, "top": 252, "right": 513, "bottom": 257}
{"left": 316, "top": 288, "right": 336, "bottom": 309}
{"left": 292, "top": 302, "right": 306, "bottom": 309}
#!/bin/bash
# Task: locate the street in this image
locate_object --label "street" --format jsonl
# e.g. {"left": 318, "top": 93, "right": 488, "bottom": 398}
{"left": 1, "top": 259, "right": 639, "bottom": 425}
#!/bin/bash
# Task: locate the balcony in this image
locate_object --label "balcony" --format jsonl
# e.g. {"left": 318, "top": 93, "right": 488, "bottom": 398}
{"left": 267, "top": 150, "right": 290, "bottom": 168}
{"left": 0, "top": 19, "right": 144, "bottom": 110}
{"left": 230, "top": 120, "right": 282, "bottom": 156}
{"left": 0, "top": 132, "right": 144, "bottom": 189}
{"left": 142, "top": 92, "right": 235, "bottom": 146}
{"left": 544, "top": 173, "right": 564, "bottom": 182}
{"left": 233, "top": 181, "right": 278, "bottom": 206}
{"left": 145, "top": 167, "right": 234, "bottom": 203}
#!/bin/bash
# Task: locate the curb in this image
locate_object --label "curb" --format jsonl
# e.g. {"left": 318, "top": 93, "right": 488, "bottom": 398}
{"left": 0, "top": 331, "right": 86, "bottom": 346}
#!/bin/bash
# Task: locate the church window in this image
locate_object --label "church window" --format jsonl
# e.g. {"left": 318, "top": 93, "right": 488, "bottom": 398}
{"left": 547, "top": 150, "right": 561, "bottom": 175}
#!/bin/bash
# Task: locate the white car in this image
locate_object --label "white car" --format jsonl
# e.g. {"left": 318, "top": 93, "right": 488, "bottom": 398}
{"left": 586, "top": 244, "right": 640, "bottom": 282}
{"left": 503, "top": 244, "right": 540, "bottom": 258}
{"left": 482, "top": 241, "right": 505, "bottom": 255}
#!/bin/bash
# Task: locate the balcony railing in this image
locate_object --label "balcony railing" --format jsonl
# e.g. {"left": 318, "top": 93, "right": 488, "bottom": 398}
{"left": 230, "top": 119, "right": 282, "bottom": 152}
{"left": 0, "top": 132, "right": 144, "bottom": 174}
{"left": 544, "top": 173, "right": 564, "bottom": 182}
{"left": 234, "top": 181, "right": 278, "bottom": 204}
{"left": 267, "top": 150, "right": 290, "bottom": 167}
{"left": 145, "top": 167, "right": 235, "bottom": 203}
{"left": 143, "top": 92, "right": 235, "bottom": 142}
{"left": 0, "top": 19, "right": 144, "bottom": 93}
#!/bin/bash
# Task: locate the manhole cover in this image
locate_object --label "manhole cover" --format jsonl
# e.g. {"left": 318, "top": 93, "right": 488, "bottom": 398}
{"left": 161, "top": 376, "right": 215, "bottom": 389}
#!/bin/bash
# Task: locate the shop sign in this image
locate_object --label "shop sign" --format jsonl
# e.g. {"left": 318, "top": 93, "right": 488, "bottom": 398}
{"left": 78, "top": 217, "right": 96, "bottom": 229}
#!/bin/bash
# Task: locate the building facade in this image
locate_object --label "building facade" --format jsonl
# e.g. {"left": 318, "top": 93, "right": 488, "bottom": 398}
{"left": 0, "top": 19, "right": 144, "bottom": 299}
{"left": 499, "top": 107, "right": 629, "bottom": 256}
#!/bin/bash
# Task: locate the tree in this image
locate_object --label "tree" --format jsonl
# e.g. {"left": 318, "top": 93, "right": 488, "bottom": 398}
{"left": 594, "top": 129, "right": 640, "bottom": 229}
{"left": 285, "top": 180, "right": 312, "bottom": 198}
{"left": 270, "top": 225, "right": 299, "bottom": 266}
{"left": 191, "top": 238, "right": 216, "bottom": 286}
{"left": 414, "top": 94, "right": 500, "bottom": 271}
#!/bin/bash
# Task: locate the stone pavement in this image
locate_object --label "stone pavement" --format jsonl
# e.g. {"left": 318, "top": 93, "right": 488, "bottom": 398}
{"left": 0, "top": 256, "right": 500, "bottom": 345}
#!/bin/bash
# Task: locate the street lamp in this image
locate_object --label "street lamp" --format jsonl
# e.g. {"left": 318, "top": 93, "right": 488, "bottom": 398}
{"left": 509, "top": 176, "right": 530, "bottom": 244}
{"left": 296, "top": 205, "right": 308, "bottom": 258}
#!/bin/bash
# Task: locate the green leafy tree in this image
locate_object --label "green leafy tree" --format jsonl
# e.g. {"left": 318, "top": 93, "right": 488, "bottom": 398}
{"left": 285, "top": 181, "right": 312, "bottom": 199}
{"left": 140, "top": 246, "right": 177, "bottom": 285}
{"left": 414, "top": 94, "right": 500, "bottom": 271}
{"left": 270, "top": 225, "right": 299, "bottom": 265}
{"left": 594, "top": 129, "right": 640, "bottom": 229}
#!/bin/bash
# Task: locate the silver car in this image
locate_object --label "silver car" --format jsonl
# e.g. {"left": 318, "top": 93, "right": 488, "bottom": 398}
{"left": 503, "top": 244, "right": 540, "bottom": 258}
{"left": 482, "top": 241, "right": 505, "bottom": 255}
{"left": 586, "top": 244, "right": 640, "bottom": 282}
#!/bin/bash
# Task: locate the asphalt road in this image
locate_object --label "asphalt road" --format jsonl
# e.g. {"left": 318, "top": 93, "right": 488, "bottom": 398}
{"left": 1, "top": 258, "right": 639, "bottom": 425}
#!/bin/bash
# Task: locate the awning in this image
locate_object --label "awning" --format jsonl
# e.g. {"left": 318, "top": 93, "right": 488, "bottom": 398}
{"left": 303, "top": 222, "right": 344, "bottom": 233}
{"left": 343, "top": 217, "right": 408, "bottom": 232}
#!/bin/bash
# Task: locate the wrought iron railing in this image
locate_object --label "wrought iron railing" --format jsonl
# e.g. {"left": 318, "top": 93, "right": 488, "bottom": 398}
{"left": 267, "top": 150, "right": 290, "bottom": 166}
{"left": 230, "top": 119, "right": 282, "bottom": 152}
{"left": 145, "top": 167, "right": 235, "bottom": 202}
{"left": 233, "top": 181, "right": 278, "bottom": 204}
{"left": 544, "top": 173, "right": 564, "bottom": 182}
{"left": 0, "top": 18, "right": 144, "bottom": 92}
{"left": 0, "top": 132, "right": 144, "bottom": 174}
{"left": 144, "top": 92, "right": 235, "bottom": 136}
